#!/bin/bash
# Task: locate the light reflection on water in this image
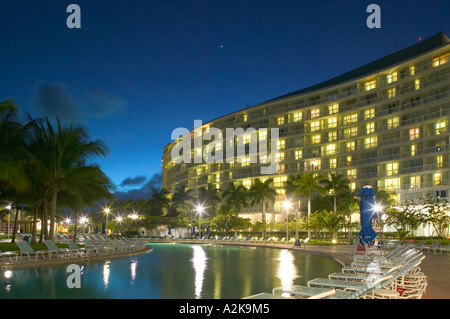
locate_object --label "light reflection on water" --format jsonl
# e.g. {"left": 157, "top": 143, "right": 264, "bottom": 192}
{"left": 0, "top": 243, "right": 342, "bottom": 299}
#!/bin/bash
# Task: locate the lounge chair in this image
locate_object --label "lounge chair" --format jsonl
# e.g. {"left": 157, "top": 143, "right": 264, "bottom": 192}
{"left": 422, "top": 241, "right": 440, "bottom": 253}
{"left": 43, "top": 240, "right": 72, "bottom": 258}
{"left": 437, "top": 243, "right": 450, "bottom": 254}
{"left": 83, "top": 239, "right": 116, "bottom": 255}
{"left": 0, "top": 249, "right": 19, "bottom": 263}
{"left": 16, "top": 241, "right": 52, "bottom": 261}
{"left": 273, "top": 275, "right": 394, "bottom": 299}
{"left": 65, "top": 239, "right": 98, "bottom": 256}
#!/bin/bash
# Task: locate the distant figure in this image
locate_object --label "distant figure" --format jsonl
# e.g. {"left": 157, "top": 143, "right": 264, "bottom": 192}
{"left": 294, "top": 239, "right": 301, "bottom": 248}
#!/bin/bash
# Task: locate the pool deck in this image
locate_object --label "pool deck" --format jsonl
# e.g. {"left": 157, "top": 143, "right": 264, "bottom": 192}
{"left": 174, "top": 240, "right": 449, "bottom": 299}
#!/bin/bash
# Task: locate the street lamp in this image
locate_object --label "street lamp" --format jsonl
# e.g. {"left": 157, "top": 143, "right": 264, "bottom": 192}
{"left": 283, "top": 200, "right": 292, "bottom": 241}
{"left": 195, "top": 204, "right": 205, "bottom": 239}
{"left": 103, "top": 206, "right": 111, "bottom": 235}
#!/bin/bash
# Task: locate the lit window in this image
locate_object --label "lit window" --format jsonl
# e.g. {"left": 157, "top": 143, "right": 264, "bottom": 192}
{"left": 329, "top": 158, "right": 337, "bottom": 169}
{"left": 243, "top": 134, "right": 251, "bottom": 144}
{"left": 294, "top": 149, "right": 302, "bottom": 160}
{"left": 311, "top": 121, "right": 321, "bottom": 132}
{"left": 387, "top": 117, "right": 399, "bottom": 129}
{"left": 347, "top": 156, "right": 352, "bottom": 166}
{"left": 344, "top": 127, "right": 358, "bottom": 138}
{"left": 387, "top": 71, "right": 398, "bottom": 84}
{"left": 436, "top": 121, "right": 446, "bottom": 135}
{"left": 415, "top": 79, "right": 420, "bottom": 90}
{"left": 410, "top": 65, "right": 415, "bottom": 76}
{"left": 437, "top": 155, "right": 443, "bottom": 169}
{"left": 329, "top": 103, "right": 339, "bottom": 115}
{"left": 388, "top": 87, "right": 396, "bottom": 99}
{"left": 277, "top": 139, "right": 285, "bottom": 150}
{"left": 243, "top": 114, "right": 248, "bottom": 122}
{"left": 328, "top": 131, "right": 337, "bottom": 142}
{"left": 312, "top": 134, "right": 321, "bottom": 144}
{"left": 385, "top": 178, "right": 400, "bottom": 191}
{"left": 259, "top": 130, "right": 267, "bottom": 140}
{"left": 364, "top": 136, "right": 377, "bottom": 149}
{"left": 293, "top": 112, "right": 302, "bottom": 122}
{"left": 275, "top": 152, "right": 285, "bottom": 162}
{"left": 365, "top": 79, "right": 377, "bottom": 91}
{"left": 432, "top": 52, "right": 450, "bottom": 67}
{"left": 326, "top": 144, "right": 336, "bottom": 156}
{"left": 277, "top": 116, "right": 285, "bottom": 125}
{"left": 242, "top": 179, "right": 252, "bottom": 189}
{"left": 241, "top": 156, "right": 250, "bottom": 166}
{"left": 216, "top": 174, "right": 220, "bottom": 183}
{"left": 386, "top": 162, "right": 399, "bottom": 176}
{"left": 328, "top": 117, "right": 337, "bottom": 128}
{"left": 411, "top": 144, "right": 416, "bottom": 156}
{"left": 409, "top": 128, "right": 420, "bottom": 140}
{"left": 434, "top": 173, "right": 441, "bottom": 186}
{"left": 366, "top": 122, "right": 375, "bottom": 134}
{"left": 410, "top": 176, "right": 420, "bottom": 189}
{"left": 347, "top": 169, "right": 357, "bottom": 180}
{"left": 273, "top": 176, "right": 287, "bottom": 187}
{"left": 364, "top": 108, "right": 375, "bottom": 120}
{"left": 308, "top": 160, "right": 321, "bottom": 171}
{"left": 349, "top": 182, "right": 356, "bottom": 191}
{"left": 346, "top": 141, "right": 356, "bottom": 152}
{"left": 311, "top": 108, "right": 320, "bottom": 119}
{"left": 343, "top": 113, "right": 358, "bottom": 125}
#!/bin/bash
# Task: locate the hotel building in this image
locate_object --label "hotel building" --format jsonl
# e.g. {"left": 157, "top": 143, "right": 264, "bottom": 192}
{"left": 162, "top": 32, "right": 450, "bottom": 223}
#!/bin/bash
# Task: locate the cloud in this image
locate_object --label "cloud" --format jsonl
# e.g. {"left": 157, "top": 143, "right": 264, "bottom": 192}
{"left": 120, "top": 175, "right": 147, "bottom": 188}
{"left": 30, "top": 82, "right": 127, "bottom": 121}
{"left": 31, "top": 82, "right": 82, "bottom": 121}
{"left": 114, "top": 173, "right": 163, "bottom": 200}
{"left": 88, "top": 90, "right": 128, "bottom": 119}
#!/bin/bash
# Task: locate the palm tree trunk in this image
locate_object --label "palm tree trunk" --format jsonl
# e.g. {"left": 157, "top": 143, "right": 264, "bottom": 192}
{"left": 73, "top": 210, "right": 78, "bottom": 243}
{"left": 49, "top": 190, "right": 57, "bottom": 240}
{"left": 31, "top": 204, "right": 39, "bottom": 244}
{"left": 307, "top": 195, "right": 311, "bottom": 239}
{"left": 262, "top": 199, "right": 266, "bottom": 238}
{"left": 40, "top": 197, "right": 48, "bottom": 242}
{"left": 11, "top": 206, "right": 19, "bottom": 243}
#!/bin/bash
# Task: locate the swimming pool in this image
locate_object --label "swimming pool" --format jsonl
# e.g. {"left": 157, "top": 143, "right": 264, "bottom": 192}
{"left": 0, "top": 243, "right": 342, "bottom": 299}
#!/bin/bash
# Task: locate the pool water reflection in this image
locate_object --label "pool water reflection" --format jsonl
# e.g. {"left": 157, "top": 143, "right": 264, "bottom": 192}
{"left": 0, "top": 243, "right": 342, "bottom": 299}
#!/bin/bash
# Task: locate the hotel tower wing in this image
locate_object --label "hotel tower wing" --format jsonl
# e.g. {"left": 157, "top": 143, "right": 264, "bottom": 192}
{"left": 162, "top": 32, "right": 450, "bottom": 223}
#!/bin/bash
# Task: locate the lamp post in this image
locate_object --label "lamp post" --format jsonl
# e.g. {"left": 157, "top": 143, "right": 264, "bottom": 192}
{"left": 104, "top": 206, "right": 111, "bottom": 235}
{"left": 283, "top": 200, "right": 292, "bottom": 241}
{"left": 195, "top": 204, "right": 204, "bottom": 239}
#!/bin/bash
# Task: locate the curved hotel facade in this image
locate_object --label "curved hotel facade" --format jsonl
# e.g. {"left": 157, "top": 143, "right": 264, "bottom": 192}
{"left": 162, "top": 32, "right": 450, "bottom": 223}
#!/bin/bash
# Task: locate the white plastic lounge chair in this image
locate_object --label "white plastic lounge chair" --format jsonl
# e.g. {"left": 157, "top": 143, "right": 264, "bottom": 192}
{"left": 43, "top": 240, "right": 72, "bottom": 258}
{"left": 0, "top": 249, "right": 19, "bottom": 263}
{"left": 65, "top": 239, "right": 98, "bottom": 256}
{"left": 437, "top": 243, "right": 450, "bottom": 254}
{"left": 422, "top": 241, "right": 440, "bottom": 253}
{"left": 83, "top": 239, "right": 116, "bottom": 255}
{"left": 16, "top": 241, "right": 52, "bottom": 261}
{"left": 273, "top": 275, "right": 394, "bottom": 299}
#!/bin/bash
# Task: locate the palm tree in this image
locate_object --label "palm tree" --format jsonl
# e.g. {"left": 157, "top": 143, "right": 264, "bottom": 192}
{"left": 249, "top": 178, "right": 276, "bottom": 238}
{"left": 149, "top": 187, "right": 170, "bottom": 216}
{"left": 292, "top": 172, "right": 326, "bottom": 238}
{"left": 222, "top": 182, "right": 248, "bottom": 236}
{"left": 0, "top": 100, "right": 34, "bottom": 193}
{"left": 32, "top": 117, "right": 109, "bottom": 240}
{"left": 198, "top": 183, "right": 221, "bottom": 215}
{"left": 321, "top": 173, "right": 350, "bottom": 215}
{"left": 171, "top": 184, "right": 194, "bottom": 234}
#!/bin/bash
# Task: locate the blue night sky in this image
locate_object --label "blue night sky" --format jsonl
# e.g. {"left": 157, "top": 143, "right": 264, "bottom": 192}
{"left": 1, "top": 0, "right": 450, "bottom": 198}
